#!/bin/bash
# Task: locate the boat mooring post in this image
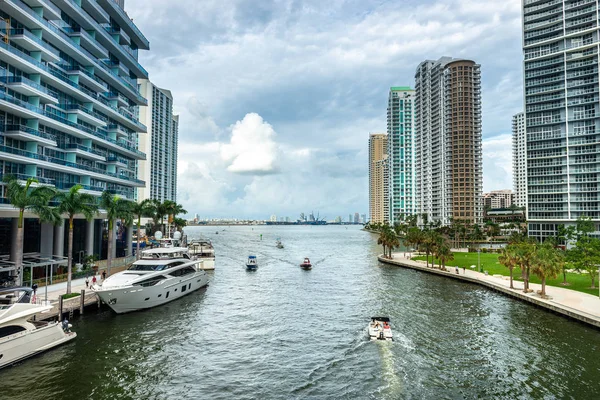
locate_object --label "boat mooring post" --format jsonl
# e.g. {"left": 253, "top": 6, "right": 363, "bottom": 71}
{"left": 58, "top": 296, "right": 63, "bottom": 322}
{"left": 80, "top": 289, "right": 85, "bottom": 315}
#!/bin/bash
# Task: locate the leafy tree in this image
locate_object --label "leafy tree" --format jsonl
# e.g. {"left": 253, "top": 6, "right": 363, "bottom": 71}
{"left": 422, "top": 230, "right": 440, "bottom": 268}
{"left": 55, "top": 185, "right": 98, "bottom": 294}
{"left": 567, "top": 235, "right": 600, "bottom": 289}
{"left": 100, "top": 191, "right": 133, "bottom": 276}
{"left": 404, "top": 226, "right": 424, "bottom": 254}
{"left": 516, "top": 239, "right": 538, "bottom": 293}
{"left": 3, "top": 176, "right": 59, "bottom": 286}
{"left": 532, "top": 239, "right": 564, "bottom": 297}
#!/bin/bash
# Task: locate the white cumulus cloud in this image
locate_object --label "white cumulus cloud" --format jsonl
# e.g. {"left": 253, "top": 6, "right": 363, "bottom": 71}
{"left": 220, "top": 113, "right": 279, "bottom": 174}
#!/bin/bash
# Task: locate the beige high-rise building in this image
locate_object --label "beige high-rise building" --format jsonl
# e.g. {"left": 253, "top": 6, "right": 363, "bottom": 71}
{"left": 415, "top": 57, "right": 483, "bottom": 226}
{"left": 369, "top": 133, "right": 389, "bottom": 224}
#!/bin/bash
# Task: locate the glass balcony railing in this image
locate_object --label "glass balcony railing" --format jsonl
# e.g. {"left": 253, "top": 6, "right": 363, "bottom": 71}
{"left": 0, "top": 75, "right": 59, "bottom": 99}
{"left": 55, "top": 181, "right": 105, "bottom": 192}
{"left": 1, "top": 124, "right": 58, "bottom": 142}
{"left": 0, "top": 173, "right": 55, "bottom": 185}
{"left": 59, "top": 103, "right": 109, "bottom": 123}
{"left": 59, "top": 143, "right": 105, "bottom": 157}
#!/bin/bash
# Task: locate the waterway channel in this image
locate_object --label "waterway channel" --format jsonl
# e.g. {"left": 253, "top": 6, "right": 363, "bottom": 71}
{"left": 2, "top": 225, "right": 599, "bottom": 399}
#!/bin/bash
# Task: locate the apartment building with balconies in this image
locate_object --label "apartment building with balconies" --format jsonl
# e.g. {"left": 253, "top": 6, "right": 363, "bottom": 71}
{"left": 369, "top": 133, "right": 388, "bottom": 224}
{"left": 137, "top": 79, "right": 178, "bottom": 203}
{"left": 415, "top": 56, "right": 483, "bottom": 226}
{"left": 387, "top": 87, "right": 416, "bottom": 223}
{"left": 512, "top": 111, "right": 527, "bottom": 207}
{"left": 0, "top": 0, "right": 149, "bottom": 266}
{"left": 523, "top": 0, "right": 600, "bottom": 240}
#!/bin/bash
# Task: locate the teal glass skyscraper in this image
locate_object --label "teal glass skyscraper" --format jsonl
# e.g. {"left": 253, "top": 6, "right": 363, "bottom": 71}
{"left": 387, "top": 87, "right": 416, "bottom": 223}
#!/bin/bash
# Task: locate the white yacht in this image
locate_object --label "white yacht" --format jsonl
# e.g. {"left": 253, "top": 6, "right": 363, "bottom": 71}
{"left": 0, "top": 287, "right": 76, "bottom": 369}
{"left": 92, "top": 247, "right": 209, "bottom": 314}
{"left": 188, "top": 240, "right": 215, "bottom": 270}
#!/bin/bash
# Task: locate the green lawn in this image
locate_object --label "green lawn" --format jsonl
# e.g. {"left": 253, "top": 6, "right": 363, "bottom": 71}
{"left": 412, "top": 252, "right": 600, "bottom": 296}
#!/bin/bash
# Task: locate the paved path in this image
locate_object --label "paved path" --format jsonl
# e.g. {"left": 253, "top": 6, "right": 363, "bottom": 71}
{"left": 380, "top": 253, "right": 600, "bottom": 329}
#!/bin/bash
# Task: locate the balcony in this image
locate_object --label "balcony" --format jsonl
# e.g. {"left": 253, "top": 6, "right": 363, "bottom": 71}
{"left": 64, "top": 26, "right": 109, "bottom": 59}
{"left": 59, "top": 143, "right": 106, "bottom": 161}
{"left": 97, "top": 0, "right": 150, "bottom": 50}
{"left": 60, "top": 103, "right": 108, "bottom": 127}
{"left": 81, "top": 0, "right": 109, "bottom": 24}
{"left": 0, "top": 124, "right": 57, "bottom": 146}
{"left": 21, "top": 0, "right": 61, "bottom": 20}
{"left": 106, "top": 124, "right": 129, "bottom": 139}
{"left": 0, "top": 75, "right": 59, "bottom": 103}
{"left": 106, "top": 155, "right": 128, "bottom": 167}
{"left": 103, "top": 92, "right": 129, "bottom": 107}
{"left": 5, "top": 28, "right": 60, "bottom": 62}
{"left": 104, "top": 25, "right": 130, "bottom": 45}
{"left": 63, "top": 65, "right": 108, "bottom": 92}
{"left": 55, "top": 181, "right": 105, "bottom": 195}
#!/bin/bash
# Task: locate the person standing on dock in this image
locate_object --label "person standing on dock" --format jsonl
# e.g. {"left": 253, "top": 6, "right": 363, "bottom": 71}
{"left": 92, "top": 275, "right": 97, "bottom": 286}
{"left": 102, "top": 270, "right": 107, "bottom": 281}
{"left": 85, "top": 277, "right": 89, "bottom": 288}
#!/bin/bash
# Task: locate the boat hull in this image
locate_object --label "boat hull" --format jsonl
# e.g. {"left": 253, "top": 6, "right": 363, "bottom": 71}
{"left": 300, "top": 264, "right": 312, "bottom": 270}
{"left": 197, "top": 258, "right": 215, "bottom": 270}
{"left": 246, "top": 265, "right": 257, "bottom": 271}
{"left": 94, "top": 272, "right": 209, "bottom": 314}
{"left": 0, "top": 323, "right": 76, "bottom": 369}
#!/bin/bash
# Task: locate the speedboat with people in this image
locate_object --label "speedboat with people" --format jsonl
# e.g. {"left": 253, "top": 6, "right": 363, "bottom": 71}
{"left": 300, "top": 257, "right": 312, "bottom": 270}
{"left": 0, "top": 287, "right": 76, "bottom": 369}
{"left": 246, "top": 256, "right": 258, "bottom": 271}
{"left": 368, "top": 317, "right": 393, "bottom": 341}
{"left": 188, "top": 239, "right": 215, "bottom": 270}
{"left": 92, "top": 247, "right": 209, "bottom": 314}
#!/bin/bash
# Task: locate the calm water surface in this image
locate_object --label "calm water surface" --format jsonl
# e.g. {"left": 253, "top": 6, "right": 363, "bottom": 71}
{"left": 2, "top": 226, "right": 599, "bottom": 399}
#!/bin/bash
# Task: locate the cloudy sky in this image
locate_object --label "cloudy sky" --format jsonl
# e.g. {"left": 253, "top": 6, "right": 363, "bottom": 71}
{"left": 127, "top": 0, "right": 522, "bottom": 220}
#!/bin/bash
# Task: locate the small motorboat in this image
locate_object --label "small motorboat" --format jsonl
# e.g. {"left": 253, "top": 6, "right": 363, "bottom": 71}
{"left": 368, "top": 317, "right": 393, "bottom": 341}
{"left": 300, "top": 257, "right": 312, "bottom": 270}
{"left": 246, "top": 255, "right": 258, "bottom": 270}
{"left": 276, "top": 239, "right": 284, "bottom": 249}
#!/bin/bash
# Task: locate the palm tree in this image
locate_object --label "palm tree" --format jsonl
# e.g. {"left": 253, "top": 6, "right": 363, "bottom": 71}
{"left": 172, "top": 217, "right": 187, "bottom": 233}
{"left": 435, "top": 244, "right": 454, "bottom": 270}
{"left": 3, "top": 176, "right": 59, "bottom": 286}
{"left": 387, "top": 230, "right": 400, "bottom": 258}
{"left": 164, "top": 201, "right": 187, "bottom": 236}
{"left": 423, "top": 230, "right": 439, "bottom": 268}
{"left": 377, "top": 229, "right": 388, "bottom": 257}
{"left": 499, "top": 245, "right": 518, "bottom": 289}
{"left": 532, "top": 240, "right": 564, "bottom": 297}
{"left": 100, "top": 191, "right": 133, "bottom": 276}
{"left": 55, "top": 185, "right": 98, "bottom": 294}
{"left": 130, "top": 199, "right": 154, "bottom": 260}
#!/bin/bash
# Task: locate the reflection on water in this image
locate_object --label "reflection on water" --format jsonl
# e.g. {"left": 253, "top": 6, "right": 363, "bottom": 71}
{"left": 2, "top": 226, "right": 599, "bottom": 399}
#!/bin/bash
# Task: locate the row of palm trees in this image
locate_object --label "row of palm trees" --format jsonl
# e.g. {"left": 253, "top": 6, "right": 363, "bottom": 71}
{"left": 4, "top": 175, "right": 187, "bottom": 294}
{"left": 376, "top": 223, "right": 455, "bottom": 269}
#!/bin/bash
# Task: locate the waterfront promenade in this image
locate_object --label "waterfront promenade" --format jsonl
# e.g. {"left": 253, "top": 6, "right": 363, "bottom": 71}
{"left": 379, "top": 252, "right": 600, "bottom": 329}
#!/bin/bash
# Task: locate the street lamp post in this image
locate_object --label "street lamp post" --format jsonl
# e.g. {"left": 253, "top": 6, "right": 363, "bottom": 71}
{"left": 478, "top": 248, "right": 481, "bottom": 273}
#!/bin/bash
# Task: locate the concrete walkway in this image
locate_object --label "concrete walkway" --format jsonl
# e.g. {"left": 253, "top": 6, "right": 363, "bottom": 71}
{"left": 380, "top": 252, "right": 600, "bottom": 329}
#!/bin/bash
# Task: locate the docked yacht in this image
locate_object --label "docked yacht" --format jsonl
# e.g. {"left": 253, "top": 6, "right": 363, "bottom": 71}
{"left": 368, "top": 317, "right": 393, "bottom": 341}
{"left": 0, "top": 287, "right": 76, "bottom": 369}
{"left": 92, "top": 247, "right": 209, "bottom": 314}
{"left": 188, "top": 240, "right": 215, "bottom": 270}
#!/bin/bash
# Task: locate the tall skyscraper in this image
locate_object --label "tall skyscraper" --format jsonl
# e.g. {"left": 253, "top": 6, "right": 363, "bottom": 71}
{"left": 0, "top": 0, "right": 149, "bottom": 262}
{"left": 387, "top": 87, "right": 416, "bottom": 223}
{"left": 512, "top": 112, "right": 527, "bottom": 208}
{"left": 369, "top": 133, "right": 388, "bottom": 224}
{"left": 523, "top": 1, "right": 600, "bottom": 240}
{"left": 415, "top": 57, "right": 483, "bottom": 226}
{"left": 354, "top": 212, "right": 360, "bottom": 224}
{"left": 138, "top": 80, "right": 179, "bottom": 202}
